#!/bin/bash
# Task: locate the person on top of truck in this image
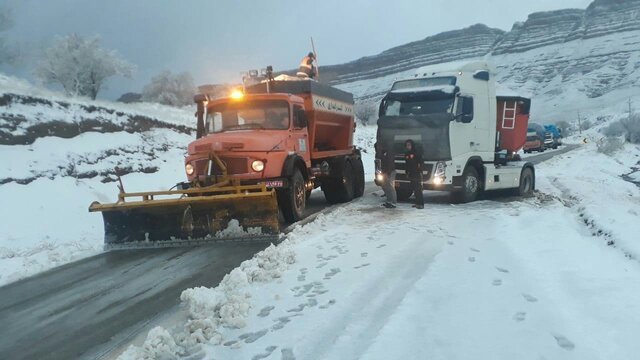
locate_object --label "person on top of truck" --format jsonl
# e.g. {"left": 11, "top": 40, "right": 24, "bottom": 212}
{"left": 404, "top": 139, "right": 424, "bottom": 209}
{"left": 297, "top": 52, "right": 317, "bottom": 79}
{"left": 375, "top": 142, "right": 397, "bottom": 208}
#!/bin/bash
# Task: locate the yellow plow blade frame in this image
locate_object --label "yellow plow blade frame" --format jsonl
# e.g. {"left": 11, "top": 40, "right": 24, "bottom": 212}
{"left": 89, "top": 184, "right": 280, "bottom": 249}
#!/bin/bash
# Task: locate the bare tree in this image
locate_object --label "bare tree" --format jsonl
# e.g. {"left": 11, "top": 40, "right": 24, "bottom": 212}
{"left": 142, "top": 70, "right": 196, "bottom": 107}
{"left": 35, "top": 34, "right": 134, "bottom": 99}
{"left": 355, "top": 103, "right": 377, "bottom": 125}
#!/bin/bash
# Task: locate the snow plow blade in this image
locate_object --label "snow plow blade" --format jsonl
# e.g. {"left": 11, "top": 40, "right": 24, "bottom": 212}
{"left": 89, "top": 184, "right": 280, "bottom": 250}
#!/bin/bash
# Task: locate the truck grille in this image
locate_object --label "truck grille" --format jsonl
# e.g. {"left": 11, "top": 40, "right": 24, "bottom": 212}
{"left": 211, "top": 157, "right": 249, "bottom": 175}
{"left": 394, "top": 160, "right": 433, "bottom": 180}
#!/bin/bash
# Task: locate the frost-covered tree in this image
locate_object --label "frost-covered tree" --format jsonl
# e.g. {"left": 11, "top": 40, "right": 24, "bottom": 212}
{"left": 35, "top": 34, "right": 134, "bottom": 99}
{"left": 141, "top": 70, "right": 196, "bottom": 107}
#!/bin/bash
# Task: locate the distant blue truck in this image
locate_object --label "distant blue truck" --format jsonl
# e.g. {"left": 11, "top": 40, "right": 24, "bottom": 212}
{"left": 543, "top": 124, "right": 563, "bottom": 149}
{"left": 525, "top": 123, "right": 562, "bottom": 152}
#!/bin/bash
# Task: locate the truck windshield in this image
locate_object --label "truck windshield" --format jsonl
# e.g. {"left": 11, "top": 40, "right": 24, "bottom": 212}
{"left": 381, "top": 94, "right": 455, "bottom": 116}
{"left": 205, "top": 100, "right": 289, "bottom": 134}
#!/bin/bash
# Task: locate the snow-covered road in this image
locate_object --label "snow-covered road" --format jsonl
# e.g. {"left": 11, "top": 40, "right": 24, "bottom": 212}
{"left": 121, "top": 144, "right": 640, "bottom": 360}
{"left": 190, "top": 193, "right": 639, "bottom": 360}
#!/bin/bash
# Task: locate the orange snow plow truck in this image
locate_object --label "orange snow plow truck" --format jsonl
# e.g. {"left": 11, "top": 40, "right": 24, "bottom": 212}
{"left": 89, "top": 78, "right": 364, "bottom": 248}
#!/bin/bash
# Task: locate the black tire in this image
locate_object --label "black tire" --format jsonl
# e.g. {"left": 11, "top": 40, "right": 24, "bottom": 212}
{"left": 516, "top": 167, "right": 534, "bottom": 197}
{"left": 353, "top": 156, "right": 365, "bottom": 198}
{"left": 279, "top": 169, "right": 306, "bottom": 223}
{"left": 322, "top": 160, "right": 355, "bottom": 204}
{"left": 452, "top": 166, "right": 481, "bottom": 203}
{"left": 396, "top": 184, "right": 413, "bottom": 202}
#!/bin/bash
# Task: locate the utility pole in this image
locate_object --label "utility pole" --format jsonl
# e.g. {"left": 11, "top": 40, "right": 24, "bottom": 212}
{"left": 577, "top": 110, "right": 582, "bottom": 135}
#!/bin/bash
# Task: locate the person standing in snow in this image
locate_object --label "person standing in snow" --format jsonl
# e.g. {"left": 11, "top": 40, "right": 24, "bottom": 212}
{"left": 297, "top": 52, "right": 317, "bottom": 79}
{"left": 375, "top": 142, "right": 397, "bottom": 208}
{"left": 404, "top": 139, "right": 424, "bottom": 209}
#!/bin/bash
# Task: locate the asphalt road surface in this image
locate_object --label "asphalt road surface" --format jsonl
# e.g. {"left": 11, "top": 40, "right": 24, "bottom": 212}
{"left": 0, "top": 191, "right": 342, "bottom": 360}
{"left": 0, "top": 144, "right": 579, "bottom": 359}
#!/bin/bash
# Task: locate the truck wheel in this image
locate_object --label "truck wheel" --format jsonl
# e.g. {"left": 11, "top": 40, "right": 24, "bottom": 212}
{"left": 453, "top": 166, "right": 480, "bottom": 203}
{"left": 396, "top": 184, "right": 413, "bottom": 201}
{"left": 516, "top": 167, "right": 534, "bottom": 197}
{"left": 322, "top": 160, "right": 354, "bottom": 204}
{"left": 353, "top": 156, "right": 365, "bottom": 198}
{"left": 279, "top": 169, "right": 306, "bottom": 223}
{"left": 321, "top": 181, "right": 340, "bottom": 204}
{"left": 339, "top": 161, "right": 355, "bottom": 202}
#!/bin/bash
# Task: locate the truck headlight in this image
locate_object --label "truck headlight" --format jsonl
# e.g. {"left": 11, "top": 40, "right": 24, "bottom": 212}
{"left": 433, "top": 161, "right": 446, "bottom": 184}
{"left": 251, "top": 160, "right": 265, "bottom": 172}
{"left": 376, "top": 173, "right": 385, "bottom": 182}
{"left": 185, "top": 163, "right": 195, "bottom": 176}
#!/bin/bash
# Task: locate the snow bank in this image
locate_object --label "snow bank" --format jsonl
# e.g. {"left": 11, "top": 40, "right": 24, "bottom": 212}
{"left": 118, "top": 327, "right": 187, "bottom": 360}
{"left": 536, "top": 142, "right": 640, "bottom": 259}
{"left": 119, "top": 239, "right": 296, "bottom": 359}
{"left": 214, "top": 219, "right": 262, "bottom": 239}
{"left": 180, "top": 240, "right": 296, "bottom": 330}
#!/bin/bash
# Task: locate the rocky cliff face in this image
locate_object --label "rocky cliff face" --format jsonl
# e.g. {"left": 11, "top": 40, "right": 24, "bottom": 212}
{"left": 321, "top": 24, "right": 505, "bottom": 84}
{"left": 329, "top": 0, "right": 640, "bottom": 110}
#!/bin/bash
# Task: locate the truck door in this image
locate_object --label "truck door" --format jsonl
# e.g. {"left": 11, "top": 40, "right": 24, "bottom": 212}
{"left": 292, "top": 104, "right": 311, "bottom": 165}
{"left": 451, "top": 93, "right": 479, "bottom": 159}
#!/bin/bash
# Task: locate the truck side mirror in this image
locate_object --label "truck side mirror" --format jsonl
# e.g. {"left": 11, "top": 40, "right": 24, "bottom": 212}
{"left": 455, "top": 96, "right": 474, "bottom": 123}
{"left": 295, "top": 108, "right": 308, "bottom": 128}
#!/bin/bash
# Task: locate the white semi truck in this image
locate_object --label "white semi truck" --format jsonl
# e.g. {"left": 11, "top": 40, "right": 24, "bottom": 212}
{"left": 375, "top": 62, "right": 535, "bottom": 203}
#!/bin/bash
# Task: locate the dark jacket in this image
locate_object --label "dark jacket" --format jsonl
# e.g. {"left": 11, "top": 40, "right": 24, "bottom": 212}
{"left": 404, "top": 147, "right": 423, "bottom": 179}
{"left": 376, "top": 149, "right": 395, "bottom": 174}
{"left": 298, "top": 56, "right": 316, "bottom": 78}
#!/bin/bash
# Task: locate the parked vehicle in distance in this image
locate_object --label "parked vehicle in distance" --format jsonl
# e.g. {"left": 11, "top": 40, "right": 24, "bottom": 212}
{"left": 543, "top": 131, "right": 555, "bottom": 149}
{"left": 524, "top": 132, "right": 545, "bottom": 153}
{"left": 544, "top": 124, "right": 563, "bottom": 148}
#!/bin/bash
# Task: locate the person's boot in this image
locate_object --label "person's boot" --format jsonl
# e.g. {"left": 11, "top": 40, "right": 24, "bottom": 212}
{"left": 416, "top": 204, "right": 424, "bottom": 209}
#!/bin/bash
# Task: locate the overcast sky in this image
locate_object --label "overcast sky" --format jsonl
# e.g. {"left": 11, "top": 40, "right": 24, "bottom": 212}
{"left": 1, "top": 0, "right": 593, "bottom": 99}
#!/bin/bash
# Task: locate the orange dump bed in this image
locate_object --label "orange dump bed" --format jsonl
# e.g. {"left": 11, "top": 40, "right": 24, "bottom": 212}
{"left": 246, "top": 80, "right": 355, "bottom": 159}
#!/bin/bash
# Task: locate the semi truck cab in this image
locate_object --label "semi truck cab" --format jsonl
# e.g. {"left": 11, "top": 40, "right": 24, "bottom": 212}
{"left": 376, "top": 62, "right": 535, "bottom": 202}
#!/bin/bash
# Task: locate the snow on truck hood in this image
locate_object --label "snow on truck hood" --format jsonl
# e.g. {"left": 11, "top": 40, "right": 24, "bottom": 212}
{"left": 187, "top": 132, "right": 289, "bottom": 154}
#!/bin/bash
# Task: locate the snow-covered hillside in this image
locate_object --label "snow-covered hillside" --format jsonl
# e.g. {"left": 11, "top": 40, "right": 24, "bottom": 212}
{"left": 0, "top": 74, "right": 195, "bottom": 285}
{"left": 330, "top": 0, "right": 640, "bottom": 126}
